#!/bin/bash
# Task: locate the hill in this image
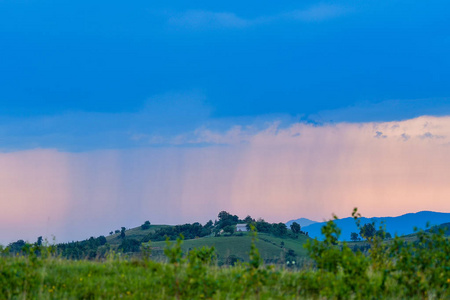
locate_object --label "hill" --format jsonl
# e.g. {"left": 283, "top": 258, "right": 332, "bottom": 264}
{"left": 105, "top": 224, "right": 169, "bottom": 246}
{"left": 148, "top": 232, "right": 310, "bottom": 265}
{"left": 103, "top": 223, "right": 311, "bottom": 265}
{"left": 285, "top": 217, "right": 318, "bottom": 228}
{"left": 301, "top": 211, "right": 450, "bottom": 241}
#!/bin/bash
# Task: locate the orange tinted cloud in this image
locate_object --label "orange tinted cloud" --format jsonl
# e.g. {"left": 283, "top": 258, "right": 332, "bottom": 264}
{"left": 1, "top": 116, "right": 450, "bottom": 244}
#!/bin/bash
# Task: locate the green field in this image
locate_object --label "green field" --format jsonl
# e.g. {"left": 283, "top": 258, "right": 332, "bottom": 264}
{"left": 149, "top": 232, "right": 310, "bottom": 264}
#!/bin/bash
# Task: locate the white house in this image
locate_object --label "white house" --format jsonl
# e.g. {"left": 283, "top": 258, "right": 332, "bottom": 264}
{"left": 236, "top": 224, "right": 248, "bottom": 232}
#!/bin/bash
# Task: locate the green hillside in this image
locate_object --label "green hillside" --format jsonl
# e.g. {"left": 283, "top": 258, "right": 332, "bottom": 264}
{"left": 99, "top": 211, "right": 313, "bottom": 265}
{"left": 105, "top": 225, "right": 170, "bottom": 246}
{"left": 104, "top": 223, "right": 311, "bottom": 265}
{"left": 148, "top": 232, "right": 310, "bottom": 265}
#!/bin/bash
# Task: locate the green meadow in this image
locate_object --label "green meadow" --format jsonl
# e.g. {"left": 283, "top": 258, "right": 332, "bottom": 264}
{"left": 1, "top": 218, "right": 449, "bottom": 299}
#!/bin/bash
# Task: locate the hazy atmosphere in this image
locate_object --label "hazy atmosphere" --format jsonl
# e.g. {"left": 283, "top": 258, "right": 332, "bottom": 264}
{"left": 1, "top": 0, "right": 450, "bottom": 244}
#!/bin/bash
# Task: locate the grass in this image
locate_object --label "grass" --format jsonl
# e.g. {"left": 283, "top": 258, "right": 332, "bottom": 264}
{"left": 149, "top": 232, "right": 310, "bottom": 264}
{"left": 1, "top": 232, "right": 449, "bottom": 299}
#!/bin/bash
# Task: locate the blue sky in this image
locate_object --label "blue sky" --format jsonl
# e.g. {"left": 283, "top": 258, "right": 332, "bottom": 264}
{"left": 1, "top": 0, "right": 450, "bottom": 151}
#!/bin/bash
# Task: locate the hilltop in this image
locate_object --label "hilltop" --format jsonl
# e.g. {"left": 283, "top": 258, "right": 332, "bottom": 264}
{"left": 285, "top": 217, "right": 318, "bottom": 228}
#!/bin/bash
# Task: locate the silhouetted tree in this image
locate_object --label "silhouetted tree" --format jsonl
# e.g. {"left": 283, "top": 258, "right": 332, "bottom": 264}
{"left": 120, "top": 227, "right": 126, "bottom": 239}
{"left": 8, "top": 240, "right": 26, "bottom": 254}
{"left": 375, "top": 229, "right": 392, "bottom": 240}
{"left": 350, "top": 232, "right": 360, "bottom": 242}
{"left": 255, "top": 218, "right": 272, "bottom": 233}
{"left": 244, "top": 215, "right": 255, "bottom": 223}
{"left": 141, "top": 222, "right": 211, "bottom": 242}
{"left": 141, "top": 220, "right": 151, "bottom": 230}
{"left": 290, "top": 222, "right": 301, "bottom": 234}
{"left": 217, "top": 211, "right": 239, "bottom": 229}
{"left": 97, "top": 236, "right": 107, "bottom": 245}
{"left": 272, "top": 223, "right": 288, "bottom": 237}
{"left": 360, "top": 223, "right": 376, "bottom": 240}
{"left": 218, "top": 211, "right": 232, "bottom": 222}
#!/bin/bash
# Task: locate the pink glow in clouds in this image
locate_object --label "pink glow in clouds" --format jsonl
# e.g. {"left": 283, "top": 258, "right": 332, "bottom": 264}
{"left": 1, "top": 116, "right": 450, "bottom": 244}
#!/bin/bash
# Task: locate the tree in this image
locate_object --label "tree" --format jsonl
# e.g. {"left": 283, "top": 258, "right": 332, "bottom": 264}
{"left": 120, "top": 227, "right": 126, "bottom": 239}
{"left": 255, "top": 218, "right": 272, "bottom": 233}
{"left": 115, "top": 230, "right": 120, "bottom": 234}
{"left": 290, "top": 222, "right": 301, "bottom": 234}
{"left": 272, "top": 223, "right": 288, "bottom": 237}
{"left": 218, "top": 211, "right": 232, "bottom": 222}
{"left": 375, "top": 229, "right": 392, "bottom": 240}
{"left": 217, "top": 211, "right": 239, "bottom": 229}
{"left": 223, "top": 225, "right": 234, "bottom": 235}
{"left": 350, "top": 232, "right": 360, "bottom": 242}
{"left": 204, "top": 220, "right": 213, "bottom": 228}
{"left": 118, "top": 239, "right": 141, "bottom": 253}
{"left": 109, "top": 231, "right": 113, "bottom": 235}
{"left": 141, "top": 220, "right": 151, "bottom": 230}
{"left": 97, "top": 236, "right": 107, "bottom": 245}
{"left": 36, "top": 236, "right": 43, "bottom": 246}
{"left": 8, "top": 240, "right": 26, "bottom": 254}
{"left": 360, "top": 223, "right": 376, "bottom": 240}
{"left": 244, "top": 215, "right": 255, "bottom": 223}
{"left": 199, "top": 221, "right": 212, "bottom": 236}
{"left": 218, "top": 211, "right": 239, "bottom": 223}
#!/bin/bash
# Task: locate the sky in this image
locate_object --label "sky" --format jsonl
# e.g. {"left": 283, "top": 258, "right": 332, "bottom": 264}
{"left": 1, "top": 0, "right": 450, "bottom": 244}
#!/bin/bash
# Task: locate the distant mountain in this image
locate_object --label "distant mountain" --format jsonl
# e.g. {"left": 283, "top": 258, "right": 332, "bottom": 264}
{"left": 300, "top": 211, "right": 450, "bottom": 241}
{"left": 286, "top": 218, "right": 318, "bottom": 228}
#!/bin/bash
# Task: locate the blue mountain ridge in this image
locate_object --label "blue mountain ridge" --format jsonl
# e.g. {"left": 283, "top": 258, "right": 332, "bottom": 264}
{"left": 285, "top": 218, "right": 318, "bottom": 228}
{"left": 288, "top": 211, "right": 450, "bottom": 241}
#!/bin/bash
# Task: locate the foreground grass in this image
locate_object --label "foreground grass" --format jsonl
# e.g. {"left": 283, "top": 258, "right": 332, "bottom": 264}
{"left": 2, "top": 214, "right": 449, "bottom": 299}
{"left": 2, "top": 237, "right": 449, "bottom": 299}
{"left": 1, "top": 254, "right": 448, "bottom": 299}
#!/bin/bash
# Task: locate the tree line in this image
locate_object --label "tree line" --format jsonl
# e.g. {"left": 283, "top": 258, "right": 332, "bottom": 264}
{"left": 3, "top": 210, "right": 309, "bottom": 259}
